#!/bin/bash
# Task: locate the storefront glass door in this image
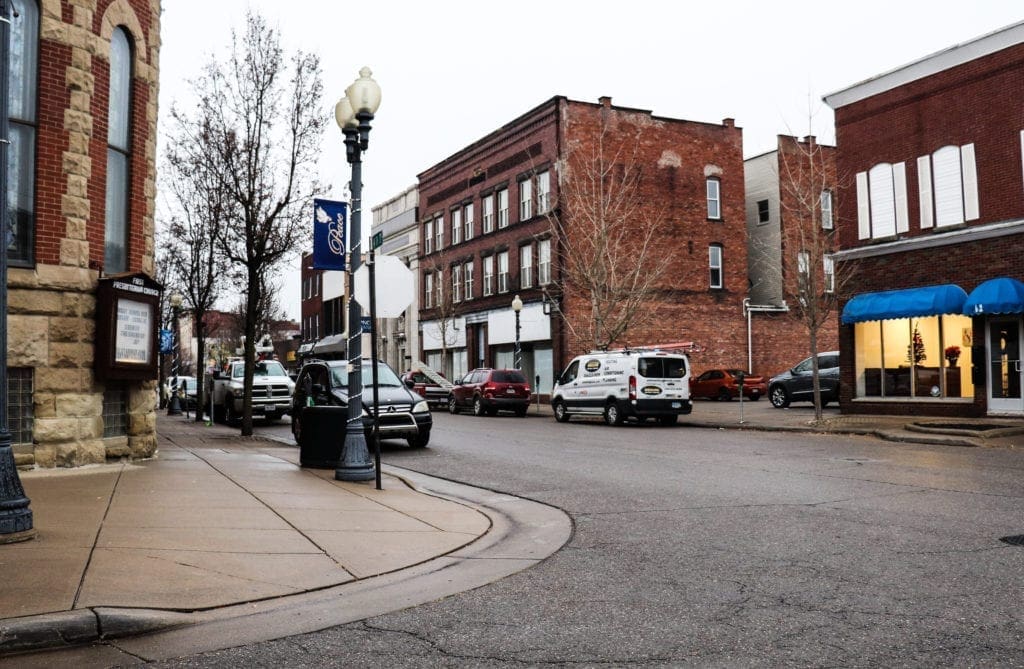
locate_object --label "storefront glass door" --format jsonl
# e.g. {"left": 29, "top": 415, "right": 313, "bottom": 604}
{"left": 987, "top": 318, "right": 1023, "bottom": 414}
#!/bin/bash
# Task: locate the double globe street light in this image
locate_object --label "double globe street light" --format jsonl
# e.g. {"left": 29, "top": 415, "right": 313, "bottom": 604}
{"left": 334, "top": 68, "right": 381, "bottom": 482}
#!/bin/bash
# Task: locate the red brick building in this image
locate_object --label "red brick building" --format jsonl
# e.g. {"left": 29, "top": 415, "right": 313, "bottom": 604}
{"left": 7, "top": 0, "right": 162, "bottom": 467}
{"left": 416, "top": 96, "right": 748, "bottom": 392}
{"left": 825, "top": 21, "right": 1024, "bottom": 417}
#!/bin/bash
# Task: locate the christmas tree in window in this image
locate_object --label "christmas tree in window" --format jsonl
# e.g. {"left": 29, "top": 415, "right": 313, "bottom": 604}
{"left": 906, "top": 321, "right": 926, "bottom": 365}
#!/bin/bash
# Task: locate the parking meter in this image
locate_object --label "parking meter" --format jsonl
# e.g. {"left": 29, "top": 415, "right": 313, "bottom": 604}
{"left": 735, "top": 371, "right": 746, "bottom": 423}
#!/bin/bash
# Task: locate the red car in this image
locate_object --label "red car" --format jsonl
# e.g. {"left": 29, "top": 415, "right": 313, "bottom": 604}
{"left": 448, "top": 368, "right": 532, "bottom": 417}
{"left": 690, "top": 369, "right": 766, "bottom": 401}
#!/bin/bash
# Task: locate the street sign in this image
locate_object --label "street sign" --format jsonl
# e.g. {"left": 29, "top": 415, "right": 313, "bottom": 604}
{"left": 371, "top": 231, "right": 383, "bottom": 250}
{"left": 360, "top": 316, "right": 372, "bottom": 332}
{"left": 354, "top": 255, "right": 414, "bottom": 317}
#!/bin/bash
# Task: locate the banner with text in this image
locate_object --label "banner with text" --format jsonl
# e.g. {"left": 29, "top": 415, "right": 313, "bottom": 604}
{"left": 312, "top": 198, "right": 348, "bottom": 270}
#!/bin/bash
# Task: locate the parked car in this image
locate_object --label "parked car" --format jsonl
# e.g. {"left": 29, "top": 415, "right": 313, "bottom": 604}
{"left": 551, "top": 350, "right": 691, "bottom": 425}
{"left": 690, "top": 369, "right": 766, "bottom": 401}
{"left": 163, "top": 376, "right": 198, "bottom": 410}
{"left": 768, "top": 351, "right": 841, "bottom": 408}
{"left": 401, "top": 366, "right": 453, "bottom": 408}
{"left": 291, "top": 358, "right": 432, "bottom": 448}
{"left": 448, "top": 368, "right": 531, "bottom": 417}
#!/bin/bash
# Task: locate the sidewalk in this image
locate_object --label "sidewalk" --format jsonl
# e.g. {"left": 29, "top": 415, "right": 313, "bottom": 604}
{"left": 0, "top": 417, "right": 493, "bottom": 655}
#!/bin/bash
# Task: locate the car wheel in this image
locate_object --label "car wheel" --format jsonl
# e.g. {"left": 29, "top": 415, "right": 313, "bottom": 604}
{"left": 604, "top": 401, "right": 623, "bottom": 426}
{"left": 769, "top": 385, "right": 790, "bottom": 409}
{"left": 214, "top": 404, "right": 226, "bottom": 423}
{"left": 448, "top": 395, "right": 459, "bottom": 415}
{"left": 659, "top": 415, "right": 678, "bottom": 426}
{"left": 291, "top": 412, "right": 302, "bottom": 444}
{"left": 407, "top": 429, "right": 430, "bottom": 448}
{"left": 225, "top": 402, "right": 241, "bottom": 426}
{"left": 717, "top": 388, "right": 732, "bottom": 402}
{"left": 553, "top": 400, "right": 570, "bottom": 423}
{"left": 473, "top": 396, "right": 485, "bottom": 417}
{"left": 749, "top": 392, "right": 761, "bottom": 401}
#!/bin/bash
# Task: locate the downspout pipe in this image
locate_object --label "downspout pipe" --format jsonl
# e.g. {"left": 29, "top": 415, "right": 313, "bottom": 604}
{"left": 743, "top": 298, "right": 790, "bottom": 372}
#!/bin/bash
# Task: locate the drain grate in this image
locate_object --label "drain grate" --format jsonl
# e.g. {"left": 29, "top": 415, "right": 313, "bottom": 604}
{"left": 999, "top": 535, "right": 1024, "bottom": 547}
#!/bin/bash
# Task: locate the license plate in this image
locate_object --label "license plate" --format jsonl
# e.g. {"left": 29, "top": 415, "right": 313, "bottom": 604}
{"left": 262, "top": 404, "right": 277, "bottom": 413}
{"left": 507, "top": 388, "right": 516, "bottom": 394}
{"left": 671, "top": 402, "right": 681, "bottom": 409}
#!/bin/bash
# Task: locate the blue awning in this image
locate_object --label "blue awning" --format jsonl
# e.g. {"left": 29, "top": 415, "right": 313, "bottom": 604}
{"left": 841, "top": 284, "right": 968, "bottom": 324}
{"left": 963, "top": 277, "right": 1024, "bottom": 315}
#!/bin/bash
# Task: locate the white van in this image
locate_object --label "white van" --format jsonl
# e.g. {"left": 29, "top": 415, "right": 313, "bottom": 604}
{"left": 551, "top": 349, "right": 692, "bottom": 425}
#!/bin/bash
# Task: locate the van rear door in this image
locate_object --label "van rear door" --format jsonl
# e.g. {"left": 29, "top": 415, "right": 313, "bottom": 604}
{"left": 636, "top": 356, "right": 689, "bottom": 401}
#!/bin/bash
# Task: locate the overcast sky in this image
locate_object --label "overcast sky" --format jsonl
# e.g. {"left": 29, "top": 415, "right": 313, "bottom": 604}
{"left": 156, "top": 1, "right": 1023, "bottom": 320}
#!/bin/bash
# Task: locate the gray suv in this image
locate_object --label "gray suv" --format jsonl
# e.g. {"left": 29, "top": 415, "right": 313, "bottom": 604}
{"left": 768, "top": 351, "right": 840, "bottom": 408}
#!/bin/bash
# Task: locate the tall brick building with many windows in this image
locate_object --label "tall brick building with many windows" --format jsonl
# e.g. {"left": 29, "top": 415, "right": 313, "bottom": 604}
{"left": 7, "top": 0, "right": 162, "bottom": 467}
{"left": 416, "top": 96, "right": 749, "bottom": 392}
{"left": 826, "top": 21, "right": 1024, "bottom": 417}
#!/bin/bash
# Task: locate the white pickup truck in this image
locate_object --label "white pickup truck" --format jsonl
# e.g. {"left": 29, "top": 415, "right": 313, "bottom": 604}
{"left": 207, "top": 359, "right": 295, "bottom": 424}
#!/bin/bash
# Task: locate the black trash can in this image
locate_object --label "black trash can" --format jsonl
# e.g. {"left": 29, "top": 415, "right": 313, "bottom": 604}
{"left": 298, "top": 405, "right": 347, "bottom": 468}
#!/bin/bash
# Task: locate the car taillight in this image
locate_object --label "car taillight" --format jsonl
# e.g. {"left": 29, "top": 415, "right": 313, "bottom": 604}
{"left": 629, "top": 375, "right": 636, "bottom": 400}
{"left": 483, "top": 383, "right": 497, "bottom": 394}
{"left": 525, "top": 386, "right": 531, "bottom": 393}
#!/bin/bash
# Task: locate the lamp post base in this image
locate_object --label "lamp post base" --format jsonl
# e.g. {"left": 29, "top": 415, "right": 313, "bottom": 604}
{"left": 334, "top": 427, "right": 375, "bottom": 481}
{"left": 0, "top": 445, "right": 34, "bottom": 542}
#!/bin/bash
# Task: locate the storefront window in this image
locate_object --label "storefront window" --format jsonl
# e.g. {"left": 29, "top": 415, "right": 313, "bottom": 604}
{"left": 854, "top": 314, "right": 973, "bottom": 399}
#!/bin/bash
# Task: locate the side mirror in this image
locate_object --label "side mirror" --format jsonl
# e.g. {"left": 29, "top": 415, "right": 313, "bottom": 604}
{"left": 405, "top": 378, "right": 415, "bottom": 389}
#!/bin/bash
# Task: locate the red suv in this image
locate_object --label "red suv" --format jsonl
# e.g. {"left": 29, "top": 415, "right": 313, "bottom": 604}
{"left": 448, "top": 368, "right": 531, "bottom": 417}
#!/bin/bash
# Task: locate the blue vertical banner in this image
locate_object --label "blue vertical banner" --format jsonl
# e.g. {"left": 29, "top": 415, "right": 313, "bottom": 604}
{"left": 159, "top": 328, "right": 174, "bottom": 354}
{"left": 312, "top": 198, "right": 348, "bottom": 270}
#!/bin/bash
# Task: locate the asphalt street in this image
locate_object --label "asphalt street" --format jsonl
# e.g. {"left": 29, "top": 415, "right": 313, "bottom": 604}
{"left": 134, "top": 409, "right": 1024, "bottom": 668}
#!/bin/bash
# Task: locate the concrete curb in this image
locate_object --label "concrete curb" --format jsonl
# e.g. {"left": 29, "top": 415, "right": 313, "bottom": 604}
{"left": 0, "top": 466, "right": 571, "bottom": 660}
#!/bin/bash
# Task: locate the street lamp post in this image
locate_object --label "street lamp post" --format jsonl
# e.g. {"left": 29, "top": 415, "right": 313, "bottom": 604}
{"left": 0, "top": 0, "right": 35, "bottom": 543}
{"left": 167, "top": 292, "right": 183, "bottom": 416}
{"left": 512, "top": 294, "right": 523, "bottom": 370}
{"left": 334, "top": 67, "right": 381, "bottom": 482}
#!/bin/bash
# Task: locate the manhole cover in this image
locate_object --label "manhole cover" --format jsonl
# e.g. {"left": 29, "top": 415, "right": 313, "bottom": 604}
{"left": 999, "top": 535, "right": 1024, "bottom": 546}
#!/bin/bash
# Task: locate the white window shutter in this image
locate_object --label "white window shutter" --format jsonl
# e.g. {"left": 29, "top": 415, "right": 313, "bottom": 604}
{"left": 933, "top": 145, "right": 964, "bottom": 227}
{"left": 961, "top": 143, "right": 979, "bottom": 221}
{"left": 917, "top": 155, "right": 933, "bottom": 228}
{"left": 894, "top": 162, "right": 909, "bottom": 234}
{"left": 868, "top": 164, "right": 896, "bottom": 238}
{"left": 856, "top": 171, "right": 870, "bottom": 240}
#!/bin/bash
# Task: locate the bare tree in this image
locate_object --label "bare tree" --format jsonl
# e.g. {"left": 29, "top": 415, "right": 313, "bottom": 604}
{"left": 420, "top": 251, "right": 460, "bottom": 378}
{"left": 776, "top": 133, "right": 851, "bottom": 421}
{"left": 172, "top": 12, "right": 327, "bottom": 435}
{"left": 545, "top": 122, "right": 673, "bottom": 352}
{"left": 161, "top": 117, "right": 233, "bottom": 421}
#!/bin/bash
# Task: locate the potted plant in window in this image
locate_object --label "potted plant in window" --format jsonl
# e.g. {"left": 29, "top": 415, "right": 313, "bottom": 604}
{"left": 944, "top": 345, "right": 961, "bottom": 366}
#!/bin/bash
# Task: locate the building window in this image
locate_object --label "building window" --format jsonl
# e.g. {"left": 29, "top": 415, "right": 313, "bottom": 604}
{"left": 464, "top": 202, "right": 474, "bottom": 241}
{"left": 424, "top": 272, "right": 433, "bottom": 308}
{"left": 483, "top": 255, "right": 494, "bottom": 296}
{"left": 7, "top": 0, "right": 39, "bottom": 267}
{"left": 497, "top": 250, "right": 509, "bottom": 293}
{"left": 706, "top": 178, "right": 721, "bottom": 220}
{"left": 314, "top": 314, "right": 319, "bottom": 339}
{"left": 537, "top": 170, "right": 550, "bottom": 214}
{"left": 434, "top": 215, "right": 444, "bottom": 251}
{"left": 7, "top": 367, "right": 33, "bottom": 445}
{"left": 520, "top": 244, "right": 533, "bottom": 289}
{"left": 538, "top": 239, "right": 551, "bottom": 285}
{"left": 451, "top": 208, "right": 462, "bottom": 245}
{"left": 918, "top": 144, "right": 979, "bottom": 229}
{"left": 464, "top": 261, "right": 474, "bottom": 300}
{"left": 519, "top": 178, "right": 532, "bottom": 221}
{"left": 708, "top": 244, "right": 723, "bottom": 289}
{"left": 435, "top": 270, "right": 443, "bottom": 306}
{"left": 482, "top": 194, "right": 494, "bottom": 234}
{"left": 757, "top": 199, "right": 769, "bottom": 224}
{"left": 102, "top": 383, "right": 129, "bottom": 438}
{"left": 853, "top": 315, "right": 974, "bottom": 399}
{"left": 856, "top": 162, "right": 908, "bottom": 240}
{"left": 823, "top": 255, "right": 835, "bottom": 293}
{"left": 820, "top": 190, "right": 833, "bottom": 229}
{"left": 497, "top": 188, "right": 509, "bottom": 228}
{"left": 452, "top": 265, "right": 462, "bottom": 303}
{"left": 105, "top": 27, "right": 133, "bottom": 274}
{"left": 423, "top": 220, "right": 432, "bottom": 254}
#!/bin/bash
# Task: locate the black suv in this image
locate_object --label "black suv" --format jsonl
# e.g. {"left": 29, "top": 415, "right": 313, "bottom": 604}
{"left": 768, "top": 351, "right": 840, "bottom": 408}
{"left": 291, "top": 359, "right": 432, "bottom": 448}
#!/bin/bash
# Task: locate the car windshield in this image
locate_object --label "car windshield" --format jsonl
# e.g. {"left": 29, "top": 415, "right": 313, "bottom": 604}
{"left": 726, "top": 369, "right": 753, "bottom": 378}
{"left": 233, "top": 361, "right": 287, "bottom": 378}
{"left": 329, "top": 362, "right": 403, "bottom": 388}
{"left": 638, "top": 357, "right": 687, "bottom": 378}
{"left": 492, "top": 370, "right": 527, "bottom": 383}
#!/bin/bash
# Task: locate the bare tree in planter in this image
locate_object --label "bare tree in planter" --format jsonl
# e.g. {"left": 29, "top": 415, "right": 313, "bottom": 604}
{"left": 420, "top": 250, "right": 461, "bottom": 378}
{"left": 545, "top": 122, "right": 673, "bottom": 353}
{"left": 171, "top": 12, "right": 326, "bottom": 435}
